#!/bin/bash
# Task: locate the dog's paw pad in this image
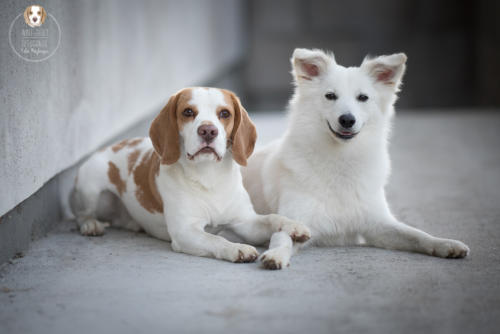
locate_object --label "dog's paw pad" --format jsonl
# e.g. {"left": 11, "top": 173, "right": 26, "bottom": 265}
{"left": 261, "top": 256, "right": 282, "bottom": 270}
{"left": 290, "top": 230, "right": 311, "bottom": 243}
{"left": 259, "top": 248, "right": 290, "bottom": 270}
{"left": 280, "top": 222, "right": 311, "bottom": 243}
{"left": 431, "top": 239, "right": 470, "bottom": 258}
{"left": 80, "top": 219, "right": 110, "bottom": 236}
{"left": 231, "top": 244, "right": 259, "bottom": 263}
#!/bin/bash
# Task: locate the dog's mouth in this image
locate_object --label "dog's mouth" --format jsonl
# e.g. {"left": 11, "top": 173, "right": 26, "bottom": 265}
{"left": 327, "top": 121, "right": 358, "bottom": 140}
{"left": 187, "top": 146, "right": 222, "bottom": 161}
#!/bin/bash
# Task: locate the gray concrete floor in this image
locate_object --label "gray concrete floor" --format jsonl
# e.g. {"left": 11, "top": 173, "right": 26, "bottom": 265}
{"left": 1, "top": 110, "right": 499, "bottom": 334}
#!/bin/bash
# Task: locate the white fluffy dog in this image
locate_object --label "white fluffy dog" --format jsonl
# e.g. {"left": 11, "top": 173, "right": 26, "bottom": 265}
{"left": 243, "top": 48, "right": 470, "bottom": 269}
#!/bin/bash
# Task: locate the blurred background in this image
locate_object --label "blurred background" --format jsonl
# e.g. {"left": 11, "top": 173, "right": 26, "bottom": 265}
{"left": 1, "top": 0, "right": 499, "bottom": 261}
{"left": 242, "top": 0, "right": 500, "bottom": 110}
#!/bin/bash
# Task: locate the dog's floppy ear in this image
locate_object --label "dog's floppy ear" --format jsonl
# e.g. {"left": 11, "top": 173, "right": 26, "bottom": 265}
{"left": 228, "top": 92, "right": 257, "bottom": 166}
{"left": 362, "top": 53, "right": 407, "bottom": 91}
{"left": 291, "top": 48, "right": 331, "bottom": 82}
{"left": 23, "top": 6, "right": 31, "bottom": 26}
{"left": 40, "top": 7, "right": 47, "bottom": 24}
{"left": 149, "top": 92, "right": 181, "bottom": 165}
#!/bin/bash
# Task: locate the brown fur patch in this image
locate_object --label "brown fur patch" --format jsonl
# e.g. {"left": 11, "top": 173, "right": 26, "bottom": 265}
{"left": 111, "top": 138, "right": 144, "bottom": 153}
{"left": 127, "top": 149, "right": 141, "bottom": 174}
{"left": 112, "top": 139, "right": 129, "bottom": 153}
{"left": 127, "top": 138, "right": 143, "bottom": 147}
{"left": 133, "top": 150, "right": 163, "bottom": 213}
{"left": 222, "top": 89, "right": 257, "bottom": 166}
{"left": 149, "top": 89, "right": 194, "bottom": 165}
{"left": 175, "top": 90, "right": 196, "bottom": 132}
{"left": 107, "top": 161, "right": 126, "bottom": 195}
{"left": 220, "top": 91, "right": 236, "bottom": 140}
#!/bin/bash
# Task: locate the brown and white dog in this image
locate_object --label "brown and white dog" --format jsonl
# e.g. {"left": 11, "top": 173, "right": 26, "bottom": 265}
{"left": 24, "top": 5, "right": 47, "bottom": 27}
{"left": 70, "top": 87, "right": 310, "bottom": 265}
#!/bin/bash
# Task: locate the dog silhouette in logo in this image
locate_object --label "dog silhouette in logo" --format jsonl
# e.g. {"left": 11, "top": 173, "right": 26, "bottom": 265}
{"left": 24, "top": 5, "right": 47, "bottom": 27}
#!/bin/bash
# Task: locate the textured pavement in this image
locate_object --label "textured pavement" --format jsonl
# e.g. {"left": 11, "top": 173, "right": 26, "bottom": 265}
{"left": 1, "top": 110, "right": 499, "bottom": 334}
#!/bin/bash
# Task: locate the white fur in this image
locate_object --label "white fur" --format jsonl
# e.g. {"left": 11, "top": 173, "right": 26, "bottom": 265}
{"left": 180, "top": 88, "right": 228, "bottom": 163}
{"left": 243, "top": 49, "right": 470, "bottom": 267}
{"left": 71, "top": 87, "right": 310, "bottom": 265}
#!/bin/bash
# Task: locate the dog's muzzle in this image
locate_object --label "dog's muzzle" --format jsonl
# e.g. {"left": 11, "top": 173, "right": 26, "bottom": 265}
{"left": 327, "top": 121, "right": 358, "bottom": 140}
{"left": 187, "top": 146, "right": 222, "bottom": 161}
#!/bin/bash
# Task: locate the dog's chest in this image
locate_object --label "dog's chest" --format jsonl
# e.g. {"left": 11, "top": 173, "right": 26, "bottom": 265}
{"left": 294, "top": 152, "right": 379, "bottom": 195}
{"left": 193, "top": 188, "right": 237, "bottom": 224}
{"left": 284, "top": 148, "right": 386, "bottom": 233}
{"left": 159, "top": 169, "right": 241, "bottom": 225}
{"left": 304, "top": 183, "right": 371, "bottom": 246}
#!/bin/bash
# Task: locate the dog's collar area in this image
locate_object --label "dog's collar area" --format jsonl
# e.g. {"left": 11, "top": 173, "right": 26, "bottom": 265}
{"left": 187, "top": 146, "right": 222, "bottom": 161}
{"left": 327, "top": 121, "right": 357, "bottom": 140}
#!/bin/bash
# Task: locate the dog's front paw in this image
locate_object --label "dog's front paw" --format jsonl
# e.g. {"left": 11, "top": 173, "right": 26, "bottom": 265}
{"left": 80, "top": 219, "right": 110, "bottom": 236}
{"left": 228, "top": 244, "right": 259, "bottom": 263}
{"left": 279, "top": 219, "right": 311, "bottom": 243}
{"left": 260, "top": 247, "right": 291, "bottom": 270}
{"left": 430, "top": 238, "right": 470, "bottom": 258}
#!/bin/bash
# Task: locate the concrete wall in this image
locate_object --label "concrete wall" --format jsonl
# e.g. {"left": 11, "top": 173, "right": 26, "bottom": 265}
{"left": 0, "top": 0, "right": 246, "bottom": 217}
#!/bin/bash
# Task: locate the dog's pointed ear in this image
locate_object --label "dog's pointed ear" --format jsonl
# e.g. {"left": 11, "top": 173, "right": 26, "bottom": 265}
{"left": 228, "top": 92, "right": 257, "bottom": 166}
{"left": 291, "top": 48, "right": 332, "bottom": 82}
{"left": 149, "top": 92, "right": 181, "bottom": 165}
{"left": 362, "top": 53, "right": 407, "bottom": 91}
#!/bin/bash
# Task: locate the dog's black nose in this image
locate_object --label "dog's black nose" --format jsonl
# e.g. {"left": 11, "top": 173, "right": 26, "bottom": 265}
{"left": 33, "top": 17, "right": 38, "bottom": 22}
{"left": 338, "top": 113, "right": 356, "bottom": 129}
{"left": 197, "top": 124, "right": 218, "bottom": 144}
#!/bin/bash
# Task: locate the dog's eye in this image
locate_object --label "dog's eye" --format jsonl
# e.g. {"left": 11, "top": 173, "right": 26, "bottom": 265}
{"left": 29, "top": 11, "right": 33, "bottom": 15}
{"left": 182, "top": 108, "right": 194, "bottom": 117}
{"left": 38, "top": 11, "right": 41, "bottom": 15}
{"left": 357, "top": 94, "right": 369, "bottom": 102}
{"left": 219, "top": 109, "right": 230, "bottom": 119}
{"left": 325, "top": 92, "right": 338, "bottom": 101}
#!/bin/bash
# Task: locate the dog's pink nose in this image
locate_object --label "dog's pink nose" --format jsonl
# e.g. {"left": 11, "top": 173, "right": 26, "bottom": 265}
{"left": 197, "top": 124, "right": 218, "bottom": 144}
{"left": 32, "top": 17, "right": 38, "bottom": 22}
